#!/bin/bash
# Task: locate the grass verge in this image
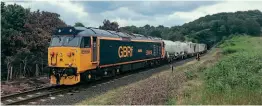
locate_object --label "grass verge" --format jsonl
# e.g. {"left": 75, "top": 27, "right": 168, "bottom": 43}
{"left": 76, "top": 35, "right": 262, "bottom": 105}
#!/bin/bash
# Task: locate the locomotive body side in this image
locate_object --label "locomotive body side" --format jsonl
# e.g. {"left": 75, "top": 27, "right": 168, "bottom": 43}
{"left": 88, "top": 37, "right": 165, "bottom": 77}
{"left": 99, "top": 38, "right": 162, "bottom": 67}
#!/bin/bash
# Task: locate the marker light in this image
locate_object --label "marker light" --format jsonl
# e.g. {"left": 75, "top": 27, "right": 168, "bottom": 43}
{"left": 69, "top": 63, "right": 72, "bottom": 67}
{"left": 67, "top": 52, "right": 71, "bottom": 57}
{"left": 50, "top": 52, "right": 55, "bottom": 57}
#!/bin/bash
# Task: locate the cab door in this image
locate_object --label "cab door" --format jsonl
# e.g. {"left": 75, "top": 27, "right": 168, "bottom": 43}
{"left": 92, "top": 37, "right": 97, "bottom": 62}
{"left": 78, "top": 37, "right": 92, "bottom": 73}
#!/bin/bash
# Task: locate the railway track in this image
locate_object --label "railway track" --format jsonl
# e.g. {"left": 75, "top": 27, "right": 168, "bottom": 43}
{"left": 0, "top": 65, "right": 165, "bottom": 105}
{"left": 0, "top": 73, "right": 136, "bottom": 105}
{"left": 0, "top": 86, "right": 75, "bottom": 105}
{"left": 0, "top": 73, "right": 135, "bottom": 105}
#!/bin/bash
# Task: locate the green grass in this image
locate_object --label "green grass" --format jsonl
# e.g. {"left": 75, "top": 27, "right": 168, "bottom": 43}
{"left": 178, "top": 35, "right": 262, "bottom": 105}
{"left": 166, "top": 98, "right": 177, "bottom": 105}
{"left": 204, "top": 36, "right": 262, "bottom": 104}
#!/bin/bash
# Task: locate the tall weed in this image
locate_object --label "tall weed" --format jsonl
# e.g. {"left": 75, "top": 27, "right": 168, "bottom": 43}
{"left": 202, "top": 35, "right": 262, "bottom": 104}
{"left": 205, "top": 51, "right": 262, "bottom": 93}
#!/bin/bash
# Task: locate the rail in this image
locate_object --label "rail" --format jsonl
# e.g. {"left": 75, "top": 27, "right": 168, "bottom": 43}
{"left": 1, "top": 86, "right": 71, "bottom": 105}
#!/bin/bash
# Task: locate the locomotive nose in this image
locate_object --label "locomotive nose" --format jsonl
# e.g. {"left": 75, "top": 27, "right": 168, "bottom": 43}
{"left": 48, "top": 48, "right": 77, "bottom": 68}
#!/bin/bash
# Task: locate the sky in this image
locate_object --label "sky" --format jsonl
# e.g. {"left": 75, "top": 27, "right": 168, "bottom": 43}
{"left": 4, "top": 0, "right": 262, "bottom": 27}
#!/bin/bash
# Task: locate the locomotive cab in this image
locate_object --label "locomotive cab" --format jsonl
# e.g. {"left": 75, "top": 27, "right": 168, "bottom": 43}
{"left": 48, "top": 27, "right": 97, "bottom": 85}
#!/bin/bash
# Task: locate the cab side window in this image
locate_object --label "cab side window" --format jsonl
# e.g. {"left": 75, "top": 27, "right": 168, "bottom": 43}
{"left": 80, "top": 37, "right": 90, "bottom": 48}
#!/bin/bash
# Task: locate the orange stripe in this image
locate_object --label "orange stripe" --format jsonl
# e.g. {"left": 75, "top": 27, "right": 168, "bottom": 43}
{"left": 99, "top": 57, "right": 161, "bottom": 68}
{"left": 99, "top": 37, "right": 163, "bottom": 43}
{"left": 131, "top": 39, "right": 162, "bottom": 43}
{"left": 99, "top": 37, "right": 121, "bottom": 40}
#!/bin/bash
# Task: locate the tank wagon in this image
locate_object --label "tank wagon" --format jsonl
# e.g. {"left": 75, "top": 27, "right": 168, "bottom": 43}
{"left": 186, "top": 42, "right": 196, "bottom": 56}
{"left": 162, "top": 40, "right": 180, "bottom": 62}
{"left": 198, "top": 44, "right": 207, "bottom": 53}
{"left": 162, "top": 41, "right": 207, "bottom": 62}
{"left": 48, "top": 27, "right": 207, "bottom": 86}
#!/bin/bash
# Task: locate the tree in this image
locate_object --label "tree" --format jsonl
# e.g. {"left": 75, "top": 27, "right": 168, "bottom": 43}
{"left": 99, "top": 19, "right": 119, "bottom": 31}
{"left": 121, "top": 10, "right": 261, "bottom": 48}
{"left": 1, "top": 2, "right": 30, "bottom": 80}
{"left": 167, "top": 31, "right": 185, "bottom": 41}
{"left": 74, "top": 22, "right": 85, "bottom": 27}
{"left": 245, "top": 19, "right": 261, "bottom": 35}
{"left": 150, "top": 30, "right": 162, "bottom": 38}
{"left": 1, "top": 2, "right": 67, "bottom": 80}
{"left": 5, "top": 56, "right": 15, "bottom": 81}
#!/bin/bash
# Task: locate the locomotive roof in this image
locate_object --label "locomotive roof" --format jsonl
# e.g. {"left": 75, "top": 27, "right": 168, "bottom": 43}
{"left": 53, "top": 27, "right": 162, "bottom": 41}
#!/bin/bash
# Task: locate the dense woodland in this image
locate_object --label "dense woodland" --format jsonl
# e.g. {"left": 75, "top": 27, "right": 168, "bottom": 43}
{"left": 1, "top": 2, "right": 67, "bottom": 80}
{"left": 1, "top": 2, "right": 262, "bottom": 81}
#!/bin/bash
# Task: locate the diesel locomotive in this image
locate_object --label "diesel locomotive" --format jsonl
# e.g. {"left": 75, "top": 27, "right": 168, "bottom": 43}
{"left": 48, "top": 27, "right": 165, "bottom": 85}
{"left": 48, "top": 27, "right": 207, "bottom": 86}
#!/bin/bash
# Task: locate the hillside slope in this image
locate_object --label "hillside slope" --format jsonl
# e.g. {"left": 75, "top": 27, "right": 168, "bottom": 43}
{"left": 184, "top": 10, "right": 262, "bottom": 47}
{"left": 174, "top": 35, "right": 262, "bottom": 105}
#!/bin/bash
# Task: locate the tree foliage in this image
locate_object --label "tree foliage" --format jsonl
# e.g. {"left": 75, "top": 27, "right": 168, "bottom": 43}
{"left": 1, "top": 2, "right": 67, "bottom": 80}
{"left": 74, "top": 22, "right": 85, "bottom": 27}
{"left": 119, "top": 10, "right": 262, "bottom": 49}
{"left": 99, "top": 19, "right": 119, "bottom": 31}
